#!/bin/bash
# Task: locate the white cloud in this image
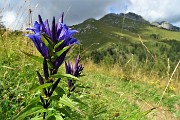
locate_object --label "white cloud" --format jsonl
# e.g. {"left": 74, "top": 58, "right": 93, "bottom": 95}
{"left": 127, "top": 0, "right": 180, "bottom": 24}
{"left": 1, "top": 0, "right": 180, "bottom": 29}
{"left": 2, "top": 11, "right": 16, "bottom": 27}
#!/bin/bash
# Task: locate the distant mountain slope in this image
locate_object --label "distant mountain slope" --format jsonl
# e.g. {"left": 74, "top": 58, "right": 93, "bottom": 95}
{"left": 72, "top": 12, "right": 180, "bottom": 49}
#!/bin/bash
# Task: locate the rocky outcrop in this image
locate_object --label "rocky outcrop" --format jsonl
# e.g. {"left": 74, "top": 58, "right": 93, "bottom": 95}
{"left": 151, "top": 21, "right": 180, "bottom": 31}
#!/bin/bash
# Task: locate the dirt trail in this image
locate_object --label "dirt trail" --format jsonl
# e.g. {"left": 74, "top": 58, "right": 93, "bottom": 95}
{"left": 113, "top": 90, "right": 179, "bottom": 120}
{"left": 135, "top": 99, "right": 178, "bottom": 120}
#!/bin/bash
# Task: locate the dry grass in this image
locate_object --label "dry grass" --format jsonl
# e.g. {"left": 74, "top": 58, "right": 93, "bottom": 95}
{"left": 83, "top": 59, "right": 180, "bottom": 95}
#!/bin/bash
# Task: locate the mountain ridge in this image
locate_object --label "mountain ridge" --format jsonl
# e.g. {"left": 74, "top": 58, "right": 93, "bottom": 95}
{"left": 72, "top": 12, "right": 180, "bottom": 50}
{"left": 75, "top": 12, "right": 179, "bottom": 32}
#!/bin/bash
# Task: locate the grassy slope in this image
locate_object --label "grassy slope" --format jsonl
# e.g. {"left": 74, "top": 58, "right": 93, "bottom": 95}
{"left": 70, "top": 14, "right": 180, "bottom": 119}
{"left": 0, "top": 14, "right": 180, "bottom": 119}
{"left": 70, "top": 62, "right": 180, "bottom": 120}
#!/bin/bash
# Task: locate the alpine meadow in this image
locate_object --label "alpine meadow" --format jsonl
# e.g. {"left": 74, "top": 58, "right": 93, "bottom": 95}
{"left": 0, "top": 1, "right": 180, "bottom": 120}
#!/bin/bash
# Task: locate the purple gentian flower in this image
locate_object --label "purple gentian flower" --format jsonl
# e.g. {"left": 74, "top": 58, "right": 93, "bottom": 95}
{"left": 26, "top": 33, "right": 49, "bottom": 58}
{"left": 26, "top": 13, "right": 79, "bottom": 67}
{"left": 65, "top": 55, "right": 84, "bottom": 91}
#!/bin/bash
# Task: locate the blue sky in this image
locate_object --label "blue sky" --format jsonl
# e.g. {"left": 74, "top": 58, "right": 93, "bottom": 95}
{"left": 0, "top": 0, "right": 180, "bottom": 30}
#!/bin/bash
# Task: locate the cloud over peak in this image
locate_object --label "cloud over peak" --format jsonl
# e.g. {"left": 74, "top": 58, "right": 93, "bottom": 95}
{"left": 1, "top": 0, "right": 180, "bottom": 29}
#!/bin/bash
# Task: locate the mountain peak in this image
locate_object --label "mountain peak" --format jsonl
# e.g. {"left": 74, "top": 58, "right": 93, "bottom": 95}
{"left": 100, "top": 12, "right": 148, "bottom": 23}
{"left": 122, "top": 12, "right": 148, "bottom": 23}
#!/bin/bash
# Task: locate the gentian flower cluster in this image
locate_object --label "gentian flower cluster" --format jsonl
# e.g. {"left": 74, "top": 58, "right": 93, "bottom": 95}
{"left": 24, "top": 12, "right": 81, "bottom": 119}
{"left": 26, "top": 12, "right": 79, "bottom": 74}
{"left": 65, "top": 55, "right": 84, "bottom": 94}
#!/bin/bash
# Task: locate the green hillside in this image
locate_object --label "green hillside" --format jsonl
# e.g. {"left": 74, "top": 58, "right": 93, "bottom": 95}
{"left": 72, "top": 12, "right": 180, "bottom": 49}
{"left": 71, "top": 13, "right": 180, "bottom": 75}
{"left": 0, "top": 12, "right": 179, "bottom": 120}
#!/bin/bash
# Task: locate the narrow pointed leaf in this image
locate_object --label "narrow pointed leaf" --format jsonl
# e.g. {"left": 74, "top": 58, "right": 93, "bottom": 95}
{"left": 20, "top": 50, "right": 43, "bottom": 63}
{"left": 59, "top": 95, "right": 83, "bottom": 115}
{"left": 13, "top": 102, "right": 42, "bottom": 120}
{"left": 51, "top": 74, "right": 79, "bottom": 81}
{"left": 54, "top": 40, "right": 64, "bottom": 50}
{"left": 29, "top": 96, "right": 40, "bottom": 104}
{"left": 30, "top": 83, "right": 52, "bottom": 93}
{"left": 52, "top": 46, "right": 70, "bottom": 61}
{"left": 41, "top": 34, "right": 53, "bottom": 54}
{"left": 42, "top": 33, "right": 53, "bottom": 45}
{"left": 59, "top": 95, "right": 75, "bottom": 109}
{"left": 15, "top": 107, "right": 55, "bottom": 120}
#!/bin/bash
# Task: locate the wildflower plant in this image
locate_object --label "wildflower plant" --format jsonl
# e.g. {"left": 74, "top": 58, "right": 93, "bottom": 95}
{"left": 65, "top": 55, "right": 84, "bottom": 96}
{"left": 14, "top": 12, "right": 83, "bottom": 120}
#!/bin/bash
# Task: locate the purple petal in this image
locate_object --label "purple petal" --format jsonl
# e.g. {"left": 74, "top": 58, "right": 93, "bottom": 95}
{"left": 38, "top": 15, "right": 43, "bottom": 24}
{"left": 65, "top": 61, "right": 69, "bottom": 73}
{"left": 65, "top": 61, "right": 72, "bottom": 74}
{"left": 68, "top": 61, "right": 73, "bottom": 73}
{"left": 37, "top": 71, "right": 44, "bottom": 85}
{"left": 43, "top": 58, "right": 49, "bottom": 80}
{"left": 57, "top": 23, "right": 62, "bottom": 38}
{"left": 26, "top": 34, "right": 49, "bottom": 58}
{"left": 59, "top": 12, "right": 64, "bottom": 23}
{"left": 68, "top": 38, "right": 79, "bottom": 45}
{"left": 58, "top": 24, "right": 68, "bottom": 40}
{"left": 68, "top": 80, "right": 72, "bottom": 88}
{"left": 68, "top": 29, "right": 78, "bottom": 37}
{"left": 38, "top": 15, "right": 46, "bottom": 33}
{"left": 26, "top": 21, "right": 40, "bottom": 33}
{"left": 44, "top": 19, "right": 51, "bottom": 37}
{"left": 51, "top": 16, "right": 57, "bottom": 43}
{"left": 54, "top": 50, "right": 69, "bottom": 72}
{"left": 74, "top": 55, "right": 80, "bottom": 70}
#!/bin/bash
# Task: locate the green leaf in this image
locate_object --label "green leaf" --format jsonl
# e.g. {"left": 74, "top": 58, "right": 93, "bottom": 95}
{"left": 47, "top": 115, "right": 56, "bottom": 120}
{"left": 54, "top": 40, "right": 64, "bottom": 50}
{"left": 46, "top": 114, "right": 64, "bottom": 120}
{"left": 30, "top": 83, "right": 53, "bottom": 93}
{"left": 55, "top": 87, "right": 66, "bottom": 96}
{"left": 13, "top": 102, "right": 42, "bottom": 120}
{"left": 51, "top": 87, "right": 65, "bottom": 101}
{"left": 55, "top": 115, "right": 64, "bottom": 120}
{"left": 76, "top": 84, "right": 88, "bottom": 89}
{"left": 41, "top": 34, "right": 53, "bottom": 46}
{"left": 59, "top": 95, "right": 75, "bottom": 109}
{"left": 31, "top": 117, "right": 42, "bottom": 120}
{"left": 20, "top": 50, "right": 43, "bottom": 63}
{"left": 79, "top": 74, "right": 85, "bottom": 77}
{"left": 47, "top": 60, "right": 54, "bottom": 69}
{"left": 52, "top": 46, "right": 70, "bottom": 61}
{"left": 54, "top": 107, "right": 70, "bottom": 118}
{"left": 71, "top": 97, "right": 87, "bottom": 106}
{"left": 41, "top": 34, "right": 53, "bottom": 55}
{"left": 59, "top": 95, "right": 83, "bottom": 115}
{"left": 29, "top": 96, "right": 40, "bottom": 104}
{"left": 51, "top": 74, "right": 79, "bottom": 81}
{"left": 30, "top": 117, "right": 42, "bottom": 120}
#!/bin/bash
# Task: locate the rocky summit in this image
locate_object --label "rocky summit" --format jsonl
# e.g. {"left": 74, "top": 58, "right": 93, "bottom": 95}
{"left": 151, "top": 21, "right": 180, "bottom": 31}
